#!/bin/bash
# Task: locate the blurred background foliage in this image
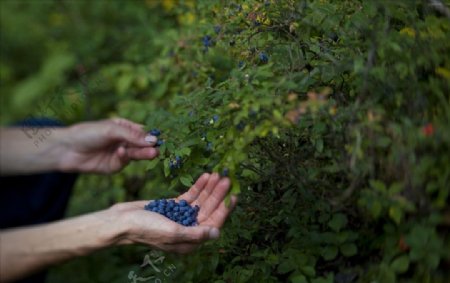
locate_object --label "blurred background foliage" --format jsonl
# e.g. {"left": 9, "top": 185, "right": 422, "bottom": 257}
{"left": 1, "top": 0, "right": 449, "bottom": 282}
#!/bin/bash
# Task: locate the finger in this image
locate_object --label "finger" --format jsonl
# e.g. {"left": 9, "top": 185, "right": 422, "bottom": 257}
{"left": 194, "top": 173, "right": 221, "bottom": 206}
{"left": 174, "top": 225, "right": 220, "bottom": 243}
{"left": 202, "top": 195, "right": 238, "bottom": 228}
{"left": 196, "top": 178, "right": 231, "bottom": 220}
{"left": 177, "top": 173, "right": 211, "bottom": 203}
{"left": 109, "top": 145, "right": 130, "bottom": 172}
{"left": 107, "top": 123, "right": 157, "bottom": 147}
{"left": 111, "top": 118, "right": 145, "bottom": 132}
{"left": 125, "top": 147, "right": 159, "bottom": 160}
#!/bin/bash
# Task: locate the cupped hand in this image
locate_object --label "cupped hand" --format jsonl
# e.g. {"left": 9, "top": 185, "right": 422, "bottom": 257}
{"left": 60, "top": 118, "right": 159, "bottom": 173}
{"left": 112, "top": 173, "right": 238, "bottom": 253}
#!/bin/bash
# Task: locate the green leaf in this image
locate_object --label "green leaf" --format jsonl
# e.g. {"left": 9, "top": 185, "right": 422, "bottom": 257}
{"left": 328, "top": 213, "right": 348, "bottom": 232}
{"left": 370, "top": 200, "right": 383, "bottom": 219}
{"left": 369, "top": 179, "right": 387, "bottom": 193}
{"left": 146, "top": 159, "right": 159, "bottom": 170}
{"left": 321, "top": 246, "right": 338, "bottom": 261}
{"left": 178, "top": 147, "right": 192, "bottom": 156}
{"left": 316, "top": 138, "right": 324, "bottom": 153}
{"left": 180, "top": 174, "right": 193, "bottom": 187}
{"left": 300, "top": 266, "right": 316, "bottom": 277}
{"left": 388, "top": 182, "right": 403, "bottom": 195}
{"left": 390, "top": 255, "right": 409, "bottom": 274}
{"left": 290, "top": 274, "right": 307, "bottom": 283}
{"left": 116, "top": 73, "right": 134, "bottom": 95}
{"left": 163, "top": 159, "right": 170, "bottom": 177}
{"left": 277, "top": 260, "right": 295, "bottom": 274}
{"left": 340, "top": 243, "right": 357, "bottom": 257}
{"left": 389, "top": 206, "right": 403, "bottom": 224}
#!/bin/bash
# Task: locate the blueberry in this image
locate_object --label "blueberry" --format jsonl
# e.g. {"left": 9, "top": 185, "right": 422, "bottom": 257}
{"left": 174, "top": 206, "right": 180, "bottom": 212}
{"left": 238, "top": 61, "right": 244, "bottom": 68}
{"left": 213, "top": 115, "right": 219, "bottom": 122}
{"left": 236, "top": 121, "right": 246, "bottom": 131}
{"left": 222, "top": 168, "right": 229, "bottom": 176}
{"left": 214, "top": 25, "right": 221, "bottom": 34}
{"left": 156, "top": 140, "right": 164, "bottom": 146}
{"left": 184, "top": 211, "right": 190, "bottom": 217}
{"left": 179, "top": 200, "right": 187, "bottom": 207}
{"left": 259, "top": 52, "right": 269, "bottom": 63}
{"left": 202, "top": 35, "right": 213, "bottom": 47}
{"left": 149, "top": 129, "right": 161, "bottom": 136}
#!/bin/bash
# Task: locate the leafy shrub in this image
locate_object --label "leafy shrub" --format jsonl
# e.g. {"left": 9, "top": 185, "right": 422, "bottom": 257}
{"left": 1, "top": 0, "right": 449, "bottom": 282}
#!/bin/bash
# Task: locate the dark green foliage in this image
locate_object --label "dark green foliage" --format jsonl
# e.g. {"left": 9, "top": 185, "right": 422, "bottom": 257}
{"left": 1, "top": 0, "right": 449, "bottom": 282}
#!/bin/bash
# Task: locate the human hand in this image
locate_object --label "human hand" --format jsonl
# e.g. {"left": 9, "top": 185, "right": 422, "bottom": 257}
{"left": 112, "top": 173, "right": 238, "bottom": 253}
{"left": 60, "top": 118, "right": 159, "bottom": 173}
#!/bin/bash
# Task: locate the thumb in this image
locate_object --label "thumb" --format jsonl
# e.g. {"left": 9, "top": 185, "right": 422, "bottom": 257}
{"left": 108, "top": 124, "right": 157, "bottom": 147}
{"left": 178, "top": 226, "right": 220, "bottom": 243}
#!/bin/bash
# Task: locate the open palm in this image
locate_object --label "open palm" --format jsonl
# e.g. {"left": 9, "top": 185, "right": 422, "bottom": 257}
{"left": 112, "top": 173, "right": 238, "bottom": 253}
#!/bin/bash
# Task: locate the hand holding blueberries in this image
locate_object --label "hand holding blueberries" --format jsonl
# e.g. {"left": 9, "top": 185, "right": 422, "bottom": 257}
{"left": 112, "top": 173, "right": 237, "bottom": 253}
{"left": 59, "top": 118, "right": 160, "bottom": 173}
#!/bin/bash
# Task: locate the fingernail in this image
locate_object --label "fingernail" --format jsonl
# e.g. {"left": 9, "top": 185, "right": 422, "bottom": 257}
{"left": 209, "top": 227, "right": 220, "bottom": 240}
{"left": 145, "top": 134, "right": 157, "bottom": 144}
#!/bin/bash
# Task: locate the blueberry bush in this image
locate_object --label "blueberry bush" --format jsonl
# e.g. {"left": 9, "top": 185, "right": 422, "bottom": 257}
{"left": 1, "top": 0, "right": 449, "bottom": 282}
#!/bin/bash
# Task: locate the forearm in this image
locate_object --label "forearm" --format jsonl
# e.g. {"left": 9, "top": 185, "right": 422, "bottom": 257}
{"left": 0, "top": 209, "right": 126, "bottom": 283}
{"left": 0, "top": 128, "right": 70, "bottom": 175}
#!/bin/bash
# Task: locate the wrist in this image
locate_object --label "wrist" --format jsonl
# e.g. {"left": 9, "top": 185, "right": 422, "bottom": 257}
{"left": 55, "top": 126, "right": 78, "bottom": 172}
{"left": 105, "top": 208, "right": 135, "bottom": 247}
{"left": 97, "top": 209, "right": 130, "bottom": 248}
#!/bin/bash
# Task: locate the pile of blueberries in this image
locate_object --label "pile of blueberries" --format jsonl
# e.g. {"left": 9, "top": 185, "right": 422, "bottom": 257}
{"left": 144, "top": 199, "right": 200, "bottom": 227}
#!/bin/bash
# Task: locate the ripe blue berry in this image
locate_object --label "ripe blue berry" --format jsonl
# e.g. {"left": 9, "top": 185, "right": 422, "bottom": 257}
{"left": 222, "top": 168, "right": 229, "bottom": 176}
{"left": 236, "top": 121, "right": 246, "bottom": 131}
{"left": 202, "top": 35, "right": 213, "bottom": 48}
{"left": 156, "top": 140, "right": 164, "bottom": 146}
{"left": 259, "top": 52, "right": 269, "bottom": 63}
{"left": 149, "top": 129, "right": 161, "bottom": 136}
